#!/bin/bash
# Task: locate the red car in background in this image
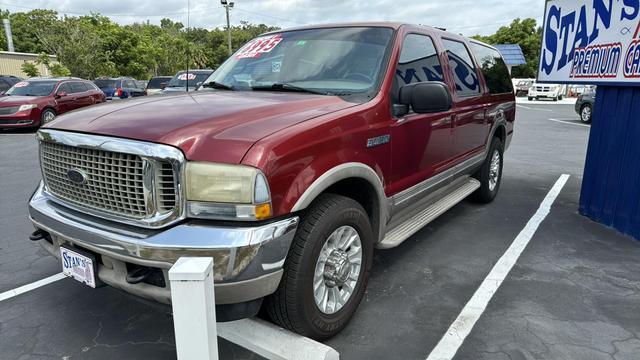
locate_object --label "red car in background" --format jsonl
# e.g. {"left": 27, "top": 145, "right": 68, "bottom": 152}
{"left": 0, "top": 77, "right": 105, "bottom": 129}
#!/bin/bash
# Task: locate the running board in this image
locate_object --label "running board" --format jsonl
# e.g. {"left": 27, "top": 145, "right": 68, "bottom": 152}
{"left": 377, "top": 178, "right": 481, "bottom": 249}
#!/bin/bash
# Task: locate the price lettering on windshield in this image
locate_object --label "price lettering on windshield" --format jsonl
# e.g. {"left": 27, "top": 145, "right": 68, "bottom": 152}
{"left": 236, "top": 34, "right": 283, "bottom": 59}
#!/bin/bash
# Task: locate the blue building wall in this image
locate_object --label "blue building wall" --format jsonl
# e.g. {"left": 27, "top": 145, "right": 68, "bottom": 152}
{"left": 580, "top": 86, "right": 640, "bottom": 240}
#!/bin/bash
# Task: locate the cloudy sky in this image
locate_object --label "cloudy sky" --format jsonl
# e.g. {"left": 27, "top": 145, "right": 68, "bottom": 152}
{"left": 4, "top": 0, "right": 544, "bottom": 36}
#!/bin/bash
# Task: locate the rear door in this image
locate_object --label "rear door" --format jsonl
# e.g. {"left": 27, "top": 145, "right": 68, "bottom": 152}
{"left": 389, "top": 32, "right": 455, "bottom": 196}
{"left": 469, "top": 42, "right": 515, "bottom": 145}
{"left": 70, "top": 81, "right": 92, "bottom": 109}
{"left": 441, "top": 38, "right": 487, "bottom": 161}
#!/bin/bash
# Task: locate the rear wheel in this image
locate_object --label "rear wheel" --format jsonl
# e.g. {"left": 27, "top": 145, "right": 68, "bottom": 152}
{"left": 580, "top": 104, "right": 592, "bottom": 123}
{"left": 40, "top": 109, "right": 56, "bottom": 125}
{"left": 472, "top": 137, "right": 504, "bottom": 203}
{"left": 265, "top": 194, "right": 373, "bottom": 340}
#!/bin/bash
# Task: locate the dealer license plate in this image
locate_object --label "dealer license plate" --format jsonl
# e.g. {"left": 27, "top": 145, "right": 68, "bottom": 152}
{"left": 60, "top": 247, "right": 97, "bottom": 288}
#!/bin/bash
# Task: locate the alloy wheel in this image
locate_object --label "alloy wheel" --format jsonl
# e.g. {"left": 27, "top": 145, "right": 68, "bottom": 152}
{"left": 313, "top": 225, "right": 362, "bottom": 315}
{"left": 488, "top": 149, "right": 501, "bottom": 192}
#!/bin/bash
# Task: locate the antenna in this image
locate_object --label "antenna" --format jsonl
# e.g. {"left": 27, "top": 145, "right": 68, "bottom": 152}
{"left": 186, "top": 0, "right": 190, "bottom": 92}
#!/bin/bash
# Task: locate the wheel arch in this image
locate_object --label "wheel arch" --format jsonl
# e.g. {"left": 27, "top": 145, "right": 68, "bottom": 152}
{"left": 291, "top": 163, "right": 389, "bottom": 242}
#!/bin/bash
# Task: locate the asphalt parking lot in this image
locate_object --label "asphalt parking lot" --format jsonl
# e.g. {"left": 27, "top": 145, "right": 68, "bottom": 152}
{"left": 2, "top": 100, "right": 639, "bottom": 360}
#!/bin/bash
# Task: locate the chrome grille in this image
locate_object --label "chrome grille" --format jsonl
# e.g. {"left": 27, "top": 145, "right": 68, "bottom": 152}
{"left": 41, "top": 141, "right": 148, "bottom": 218}
{"left": 156, "top": 162, "right": 177, "bottom": 211}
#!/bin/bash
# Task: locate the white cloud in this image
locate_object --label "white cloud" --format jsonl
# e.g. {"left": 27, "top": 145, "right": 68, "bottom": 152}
{"left": 7, "top": 0, "right": 544, "bottom": 36}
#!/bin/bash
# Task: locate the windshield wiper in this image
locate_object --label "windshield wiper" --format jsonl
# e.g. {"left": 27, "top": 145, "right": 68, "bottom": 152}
{"left": 251, "top": 83, "right": 329, "bottom": 95}
{"left": 200, "top": 81, "right": 234, "bottom": 91}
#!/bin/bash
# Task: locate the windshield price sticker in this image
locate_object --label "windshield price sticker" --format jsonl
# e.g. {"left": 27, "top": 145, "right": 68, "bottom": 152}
{"left": 14, "top": 81, "right": 28, "bottom": 87}
{"left": 177, "top": 73, "right": 197, "bottom": 81}
{"left": 236, "top": 34, "right": 283, "bottom": 59}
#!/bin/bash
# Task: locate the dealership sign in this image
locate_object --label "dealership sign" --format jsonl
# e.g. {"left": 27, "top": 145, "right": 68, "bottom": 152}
{"left": 538, "top": 0, "right": 640, "bottom": 85}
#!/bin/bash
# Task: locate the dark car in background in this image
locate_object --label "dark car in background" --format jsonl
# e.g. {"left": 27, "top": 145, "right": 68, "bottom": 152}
{"left": 145, "top": 76, "right": 173, "bottom": 95}
{"left": 0, "top": 75, "right": 23, "bottom": 94}
{"left": 163, "top": 69, "right": 214, "bottom": 93}
{"left": 0, "top": 77, "right": 105, "bottom": 129}
{"left": 575, "top": 89, "right": 595, "bottom": 123}
{"left": 93, "top": 77, "right": 146, "bottom": 100}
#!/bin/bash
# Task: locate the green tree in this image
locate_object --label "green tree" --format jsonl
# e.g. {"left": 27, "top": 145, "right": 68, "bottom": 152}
{"left": 21, "top": 61, "right": 40, "bottom": 77}
{"left": 473, "top": 18, "right": 542, "bottom": 78}
{"left": 1, "top": 8, "right": 279, "bottom": 79}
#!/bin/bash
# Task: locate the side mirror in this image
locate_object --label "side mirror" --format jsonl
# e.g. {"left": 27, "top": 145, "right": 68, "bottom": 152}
{"left": 55, "top": 91, "right": 67, "bottom": 98}
{"left": 397, "top": 81, "right": 452, "bottom": 115}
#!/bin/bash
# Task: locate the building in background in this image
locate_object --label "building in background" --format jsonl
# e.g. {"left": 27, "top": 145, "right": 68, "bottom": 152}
{"left": 0, "top": 51, "right": 57, "bottom": 77}
{"left": 494, "top": 44, "right": 526, "bottom": 75}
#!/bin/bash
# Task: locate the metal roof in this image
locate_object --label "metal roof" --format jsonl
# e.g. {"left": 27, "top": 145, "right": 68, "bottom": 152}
{"left": 494, "top": 44, "right": 527, "bottom": 65}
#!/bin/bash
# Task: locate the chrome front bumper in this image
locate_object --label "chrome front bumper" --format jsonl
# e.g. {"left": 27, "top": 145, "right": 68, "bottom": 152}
{"left": 29, "top": 183, "right": 298, "bottom": 305}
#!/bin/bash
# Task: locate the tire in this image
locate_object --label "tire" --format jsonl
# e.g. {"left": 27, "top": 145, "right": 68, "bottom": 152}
{"left": 559, "top": 95, "right": 564, "bottom": 100}
{"left": 40, "top": 108, "right": 56, "bottom": 126}
{"left": 264, "top": 194, "right": 373, "bottom": 340}
{"left": 471, "top": 137, "right": 504, "bottom": 203}
{"left": 553, "top": 96, "right": 558, "bottom": 101}
{"left": 528, "top": 97, "right": 534, "bottom": 101}
{"left": 580, "top": 104, "right": 592, "bottom": 124}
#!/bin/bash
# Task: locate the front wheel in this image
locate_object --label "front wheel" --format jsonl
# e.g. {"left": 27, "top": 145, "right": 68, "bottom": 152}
{"left": 580, "top": 104, "right": 592, "bottom": 123}
{"left": 264, "top": 194, "right": 373, "bottom": 340}
{"left": 40, "top": 109, "right": 56, "bottom": 125}
{"left": 528, "top": 97, "right": 534, "bottom": 101}
{"left": 471, "top": 137, "right": 504, "bottom": 203}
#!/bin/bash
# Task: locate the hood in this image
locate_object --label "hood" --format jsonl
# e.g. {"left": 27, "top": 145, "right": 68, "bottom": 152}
{"left": 162, "top": 86, "right": 194, "bottom": 93}
{"left": 47, "top": 91, "right": 356, "bottom": 163}
{"left": 0, "top": 95, "right": 47, "bottom": 106}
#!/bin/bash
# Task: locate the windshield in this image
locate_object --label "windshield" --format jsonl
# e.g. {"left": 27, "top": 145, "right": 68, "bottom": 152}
{"left": 167, "top": 72, "right": 212, "bottom": 88}
{"left": 202, "top": 27, "right": 394, "bottom": 98}
{"left": 94, "top": 79, "right": 118, "bottom": 89}
{"left": 6, "top": 81, "right": 57, "bottom": 96}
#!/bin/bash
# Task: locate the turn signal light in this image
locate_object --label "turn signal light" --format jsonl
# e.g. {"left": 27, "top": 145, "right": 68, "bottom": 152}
{"left": 254, "top": 203, "right": 272, "bottom": 220}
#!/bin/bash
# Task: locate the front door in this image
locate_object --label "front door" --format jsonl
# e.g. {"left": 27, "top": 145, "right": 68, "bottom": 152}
{"left": 389, "top": 33, "right": 455, "bottom": 196}
{"left": 54, "top": 82, "right": 75, "bottom": 114}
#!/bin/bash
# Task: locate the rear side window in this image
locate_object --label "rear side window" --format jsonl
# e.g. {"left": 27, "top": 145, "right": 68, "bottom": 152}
{"left": 0, "top": 80, "right": 11, "bottom": 92}
{"left": 94, "top": 79, "right": 117, "bottom": 89}
{"left": 85, "top": 81, "right": 100, "bottom": 91}
{"left": 70, "top": 82, "right": 87, "bottom": 93}
{"left": 442, "top": 39, "right": 481, "bottom": 97}
{"left": 470, "top": 43, "right": 513, "bottom": 95}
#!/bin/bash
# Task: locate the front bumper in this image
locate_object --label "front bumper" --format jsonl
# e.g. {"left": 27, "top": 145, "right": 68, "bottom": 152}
{"left": 0, "top": 112, "right": 37, "bottom": 128}
{"left": 29, "top": 182, "right": 298, "bottom": 306}
{"left": 528, "top": 90, "right": 560, "bottom": 98}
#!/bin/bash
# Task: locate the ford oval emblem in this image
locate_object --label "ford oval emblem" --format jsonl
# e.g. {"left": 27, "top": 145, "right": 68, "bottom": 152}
{"left": 67, "top": 168, "right": 87, "bottom": 185}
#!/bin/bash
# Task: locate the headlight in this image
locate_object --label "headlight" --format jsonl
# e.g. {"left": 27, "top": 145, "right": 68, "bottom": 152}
{"left": 185, "top": 162, "right": 272, "bottom": 221}
{"left": 18, "top": 104, "right": 37, "bottom": 112}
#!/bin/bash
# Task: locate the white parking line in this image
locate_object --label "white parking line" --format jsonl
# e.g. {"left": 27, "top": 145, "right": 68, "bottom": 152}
{"left": 516, "top": 104, "right": 553, "bottom": 111}
{"left": 426, "top": 174, "right": 570, "bottom": 360}
{"left": 0, "top": 273, "right": 66, "bottom": 302}
{"left": 548, "top": 118, "right": 591, "bottom": 128}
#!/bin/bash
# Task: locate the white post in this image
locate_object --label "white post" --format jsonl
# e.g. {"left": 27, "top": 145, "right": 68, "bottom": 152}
{"left": 169, "top": 257, "right": 218, "bottom": 360}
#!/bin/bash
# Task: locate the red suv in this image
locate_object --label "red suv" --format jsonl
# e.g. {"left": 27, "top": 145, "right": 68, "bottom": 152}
{"left": 28, "top": 23, "right": 515, "bottom": 339}
{"left": 0, "top": 77, "right": 105, "bottom": 129}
